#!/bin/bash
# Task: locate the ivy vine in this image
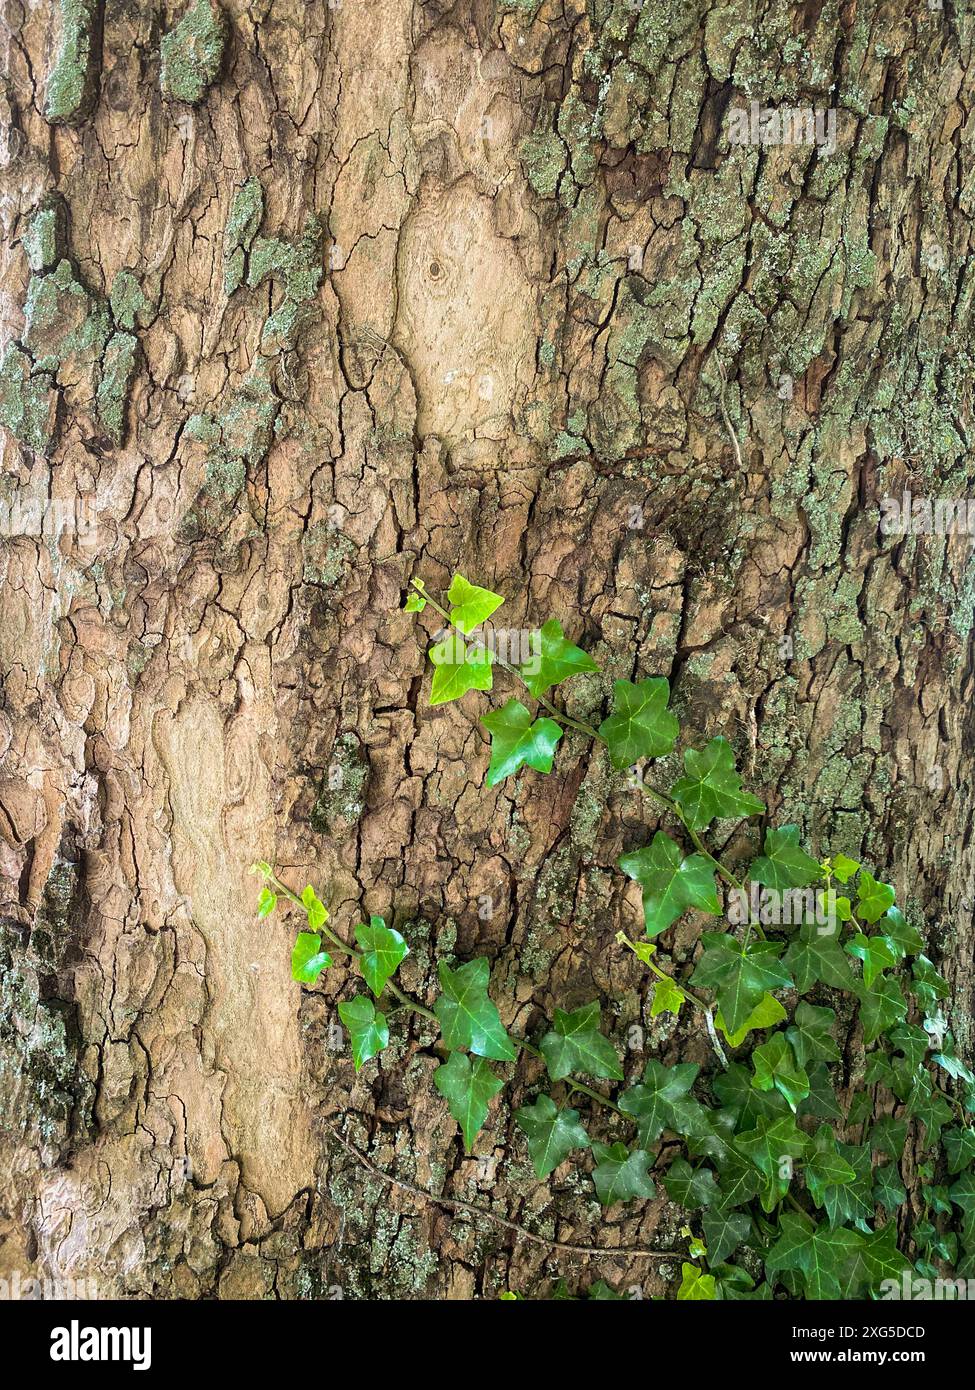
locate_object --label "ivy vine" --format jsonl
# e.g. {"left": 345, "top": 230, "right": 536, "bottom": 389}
{"left": 252, "top": 573, "right": 975, "bottom": 1301}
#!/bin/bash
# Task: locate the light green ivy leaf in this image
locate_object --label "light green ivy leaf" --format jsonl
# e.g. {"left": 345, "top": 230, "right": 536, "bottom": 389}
{"left": 354, "top": 916, "right": 409, "bottom": 998}
{"left": 446, "top": 573, "right": 504, "bottom": 634}
{"left": 291, "top": 931, "right": 332, "bottom": 983}
{"left": 337, "top": 995, "right": 389, "bottom": 1070}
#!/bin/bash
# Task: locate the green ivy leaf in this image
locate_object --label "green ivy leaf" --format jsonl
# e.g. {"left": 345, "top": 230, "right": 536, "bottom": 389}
{"left": 702, "top": 1210, "right": 751, "bottom": 1265}
{"left": 291, "top": 931, "right": 332, "bottom": 983}
{"left": 782, "top": 930, "right": 855, "bottom": 993}
{"left": 870, "top": 1116, "right": 908, "bottom": 1160}
{"left": 404, "top": 590, "right": 426, "bottom": 612}
{"left": 888, "top": 1021, "right": 929, "bottom": 1069}
{"left": 911, "top": 955, "right": 950, "bottom": 1012}
{"left": 823, "top": 1142, "right": 874, "bottom": 1229}
{"left": 676, "top": 1263, "right": 716, "bottom": 1300}
{"left": 874, "top": 1163, "right": 907, "bottom": 1211}
{"left": 750, "top": 826, "right": 822, "bottom": 891}
{"left": 591, "top": 1142, "right": 656, "bottom": 1206}
{"left": 519, "top": 618, "right": 598, "bottom": 698}
{"left": 908, "top": 1090, "right": 952, "bottom": 1146}
{"left": 650, "top": 975, "right": 686, "bottom": 1017}
{"left": 716, "top": 991, "right": 787, "bottom": 1047}
{"left": 618, "top": 831, "right": 720, "bottom": 938}
{"left": 880, "top": 905, "right": 923, "bottom": 958}
{"left": 619, "top": 1060, "right": 702, "bottom": 1145}
{"left": 799, "top": 1062, "right": 844, "bottom": 1122}
{"left": 944, "top": 1127, "right": 975, "bottom": 1175}
{"left": 434, "top": 958, "right": 517, "bottom": 1061}
{"left": 692, "top": 934, "right": 793, "bottom": 1036}
{"left": 858, "top": 976, "right": 908, "bottom": 1043}
{"left": 786, "top": 1001, "right": 840, "bottom": 1067}
{"left": 337, "top": 996, "right": 389, "bottom": 1070}
{"left": 949, "top": 1172, "right": 975, "bottom": 1215}
{"left": 736, "top": 1114, "right": 808, "bottom": 1209}
{"left": 714, "top": 1155, "right": 764, "bottom": 1209}
{"left": 514, "top": 1095, "right": 590, "bottom": 1179}
{"left": 846, "top": 931, "right": 897, "bottom": 988}
{"left": 671, "top": 737, "right": 765, "bottom": 830}
{"left": 766, "top": 1211, "right": 862, "bottom": 1300}
{"left": 540, "top": 1000, "right": 623, "bottom": 1081}
{"left": 446, "top": 574, "right": 504, "bottom": 634}
{"left": 804, "top": 1125, "right": 856, "bottom": 1208}
{"left": 354, "top": 917, "right": 409, "bottom": 998}
{"left": 481, "top": 699, "right": 563, "bottom": 786}
{"left": 433, "top": 1051, "right": 504, "bottom": 1151}
{"left": 300, "top": 884, "right": 328, "bottom": 930}
{"left": 854, "top": 870, "right": 896, "bottom": 924}
{"left": 830, "top": 853, "right": 860, "bottom": 884}
{"left": 751, "top": 1033, "right": 810, "bottom": 1111}
{"left": 663, "top": 1158, "right": 718, "bottom": 1209}
{"left": 257, "top": 886, "right": 277, "bottom": 919}
{"left": 841, "top": 1223, "right": 913, "bottom": 1296}
{"left": 598, "top": 677, "right": 679, "bottom": 768}
{"left": 429, "top": 634, "right": 494, "bottom": 705}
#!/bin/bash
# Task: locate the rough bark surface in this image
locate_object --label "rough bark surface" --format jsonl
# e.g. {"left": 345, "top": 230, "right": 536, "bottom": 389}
{"left": 1, "top": 0, "right": 974, "bottom": 1300}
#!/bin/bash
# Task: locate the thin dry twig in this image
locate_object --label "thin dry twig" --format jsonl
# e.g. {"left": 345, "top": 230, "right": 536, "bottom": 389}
{"left": 326, "top": 1125, "right": 675, "bottom": 1262}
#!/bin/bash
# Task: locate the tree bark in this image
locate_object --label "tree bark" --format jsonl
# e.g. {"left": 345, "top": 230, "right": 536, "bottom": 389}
{"left": 1, "top": 0, "right": 973, "bottom": 1300}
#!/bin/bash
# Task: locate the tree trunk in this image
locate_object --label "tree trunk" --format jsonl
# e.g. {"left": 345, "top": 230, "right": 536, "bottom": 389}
{"left": 1, "top": 0, "right": 973, "bottom": 1301}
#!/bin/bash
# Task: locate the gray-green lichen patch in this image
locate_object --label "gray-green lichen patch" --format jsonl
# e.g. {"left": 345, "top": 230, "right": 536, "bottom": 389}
{"left": 0, "top": 344, "right": 57, "bottom": 453}
{"left": 311, "top": 733, "right": 370, "bottom": 838}
{"left": 44, "top": 0, "right": 97, "bottom": 124}
{"left": 247, "top": 213, "right": 326, "bottom": 352}
{"left": 224, "top": 178, "right": 264, "bottom": 295}
{"left": 160, "top": 0, "right": 227, "bottom": 105}
{"left": 181, "top": 363, "right": 278, "bottom": 533}
{"left": 0, "top": 197, "right": 144, "bottom": 454}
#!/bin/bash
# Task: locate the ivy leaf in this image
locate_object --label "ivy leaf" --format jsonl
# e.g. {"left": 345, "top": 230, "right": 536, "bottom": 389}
{"left": 619, "top": 1060, "right": 702, "bottom": 1145}
{"left": 933, "top": 1047, "right": 975, "bottom": 1085}
{"left": 520, "top": 617, "right": 598, "bottom": 698}
{"left": 429, "top": 634, "right": 494, "bottom": 705}
{"left": 750, "top": 825, "right": 822, "bottom": 891}
{"left": 434, "top": 958, "right": 517, "bottom": 1060}
{"left": 854, "top": 870, "right": 896, "bottom": 924}
{"left": 354, "top": 916, "right": 408, "bottom": 998}
{"left": 713, "top": 1063, "right": 788, "bottom": 1131}
{"left": 540, "top": 1001, "right": 623, "bottom": 1081}
{"left": 841, "top": 1222, "right": 913, "bottom": 1296}
{"left": 716, "top": 991, "right": 787, "bottom": 1047}
{"left": 804, "top": 1125, "right": 856, "bottom": 1208}
{"left": 300, "top": 884, "right": 328, "bottom": 931}
{"left": 874, "top": 1163, "right": 907, "bottom": 1211}
{"left": 949, "top": 1172, "right": 975, "bottom": 1215}
{"left": 337, "top": 996, "right": 389, "bottom": 1070}
{"left": 404, "top": 590, "right": 426, "bottom": 612}
{"left": 291, "top": 931, "right": 332, "bottom": 983}
{"left": 514, "top": 1095, "right": 590, "bottom": 1179}
{"left": 911, "top": 955, "right": 950, "bottom": 1012}
{"left": 591, "top": 1142, "right": 656, "bottom": 1206}
{"left": 257, "top": 886, "right": 277, "bottom": 919}
{"left": 766, "top": 1211, "right": 862, "bottom": 1300}
{"left": 692, "top": 934, "right": 793, "bottom": 1036}
{"left": 944, "top": 1127, "right": 975, "bottom": 1175}
{"left": 782, "top": 931, "right": 855, "bottom": 993}
{"left": 870, "top": 1116, "right": 908, "bottom": 1160}
{"left": 671, "top": 737, "right": 765, "bottom": 830}
{"left": 446, "top": 573, "right": 504, "bottom": 634}
{"left": 846, "top": 932, "right": 897, "bottom": 988}
{"left": 830, "top": 853, "right": 860, "bottom": 884}
{"left": 598, "top": 677, "right": 679, "bottom": 769}
{"left": 650, "top": 975, "right": 686, "bottom": 1017}
{"left": 786, "top": 1001, "right": 840, "bottom": 1067}
{"left": 880, "top": 905, "right": 923, "bottom": 958}
{"left": 736, "top": 1115, "right": 808, "bottom": 1209}
{"left": 618, "top": 830, "right": 720, "bottom": 938}
{"left": 751, "top": 1033, "right": 810, "bottom": 1111}
{"left": 714, "top": 1155, "right": 763, "bottom": 1210}
{"left": 799, "top": 1062, "right": 844, "bottom": 1122}
{"left": 888, "top": 1021, "right": 929, "bottom": 1069}
{"left": 663, "top": 1158, "right": 718, "bottom": 1209}
{"left": 702, "top": 1210, "right": 751, "bottom": 1265}
{"left": 908, "top": 1090, "right": 952, "bottom": 1146}
{"left": 481, "top": 699, "right": 563, "bottom": 786}
{"left": 858, "top": 976, "right": 908, "bottom": 1043}
{"left": 434, "top": 1052, "right": 503, "bottom": 1151}
{"left": 676, "top": 1263, "right": 716, "bottom": 1300}
{"left": 823, "top": 1142, "right": 874, "bottom": 1229}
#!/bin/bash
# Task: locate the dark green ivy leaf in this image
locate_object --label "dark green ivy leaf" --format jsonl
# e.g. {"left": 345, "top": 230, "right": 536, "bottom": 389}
{"left": 702, "top": 1210, "right": 752, "bottom": 1265}
{"left": 434, "top": 1051, "right": 504, "bottom": 1151}
{"left": 798, "top": 1062, "right": 844, "bottom": 1122}
{"left": 870, "top": 1116, "right": 908, "bottom": 1159}
{"left": 858, "top": 976, "right": 908, "bottom": 1043}
{"left": 911, "top": 955, "right": 950, "bottom": 1012}
{"left": 481, "top": 698, "right": 563, "bottom": 785}
{"left": 804, "top": 1124, "right": 856, "bottom": 1208}
{"left": 662, "top": 1158, "right": 718, "bottom": 1209}
{"left": 782, "top": 928, "right": 855, "bottom": 993}
{"left": 786, "top": 1001, "right": 840, "bottom": 1067}
{"left": 750, "top": 825, "right": 822, "bottom": 891}
{"left": 434, "top": 958, "right": 517, "bottom": 1060}
{"left": 619, "top": 1060, "right": 703, "bottom": 1145}
{"left": 514, "top": 1094, "right": 590, "bottom": 1179}
{"left": 874, "top": 1163, "right": 907, "bottom": 1211}
{"left": 598, "top": 677, "right": 679, "bottom": 768}
{"left": 751, "top": 1033, "right": 810, "bottom": 1112}
{"left": 540, "top": 1000, "right": 623, "bottom": 1081}
{"left": 591, "top": 1142, "right": 656, "bottom": 1206}
{"left": 618, "top": 830, "right": 720, "bottom": 938}
{"left": 692, "top": 934, "right": 793, "bottom": 1036}
{"left": 944, "top": 1127, "right": 975, "bottom": 1175}
{"left": 671, "top": 736, "right": 765, "bottom": 830}
{"left": 766, "top": 1211, "right": 862, "bottom": 1300}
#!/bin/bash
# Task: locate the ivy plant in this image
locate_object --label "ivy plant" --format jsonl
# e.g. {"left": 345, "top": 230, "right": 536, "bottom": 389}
{"left": 251, "top": 573, "right": 975, "bottom": 1300}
